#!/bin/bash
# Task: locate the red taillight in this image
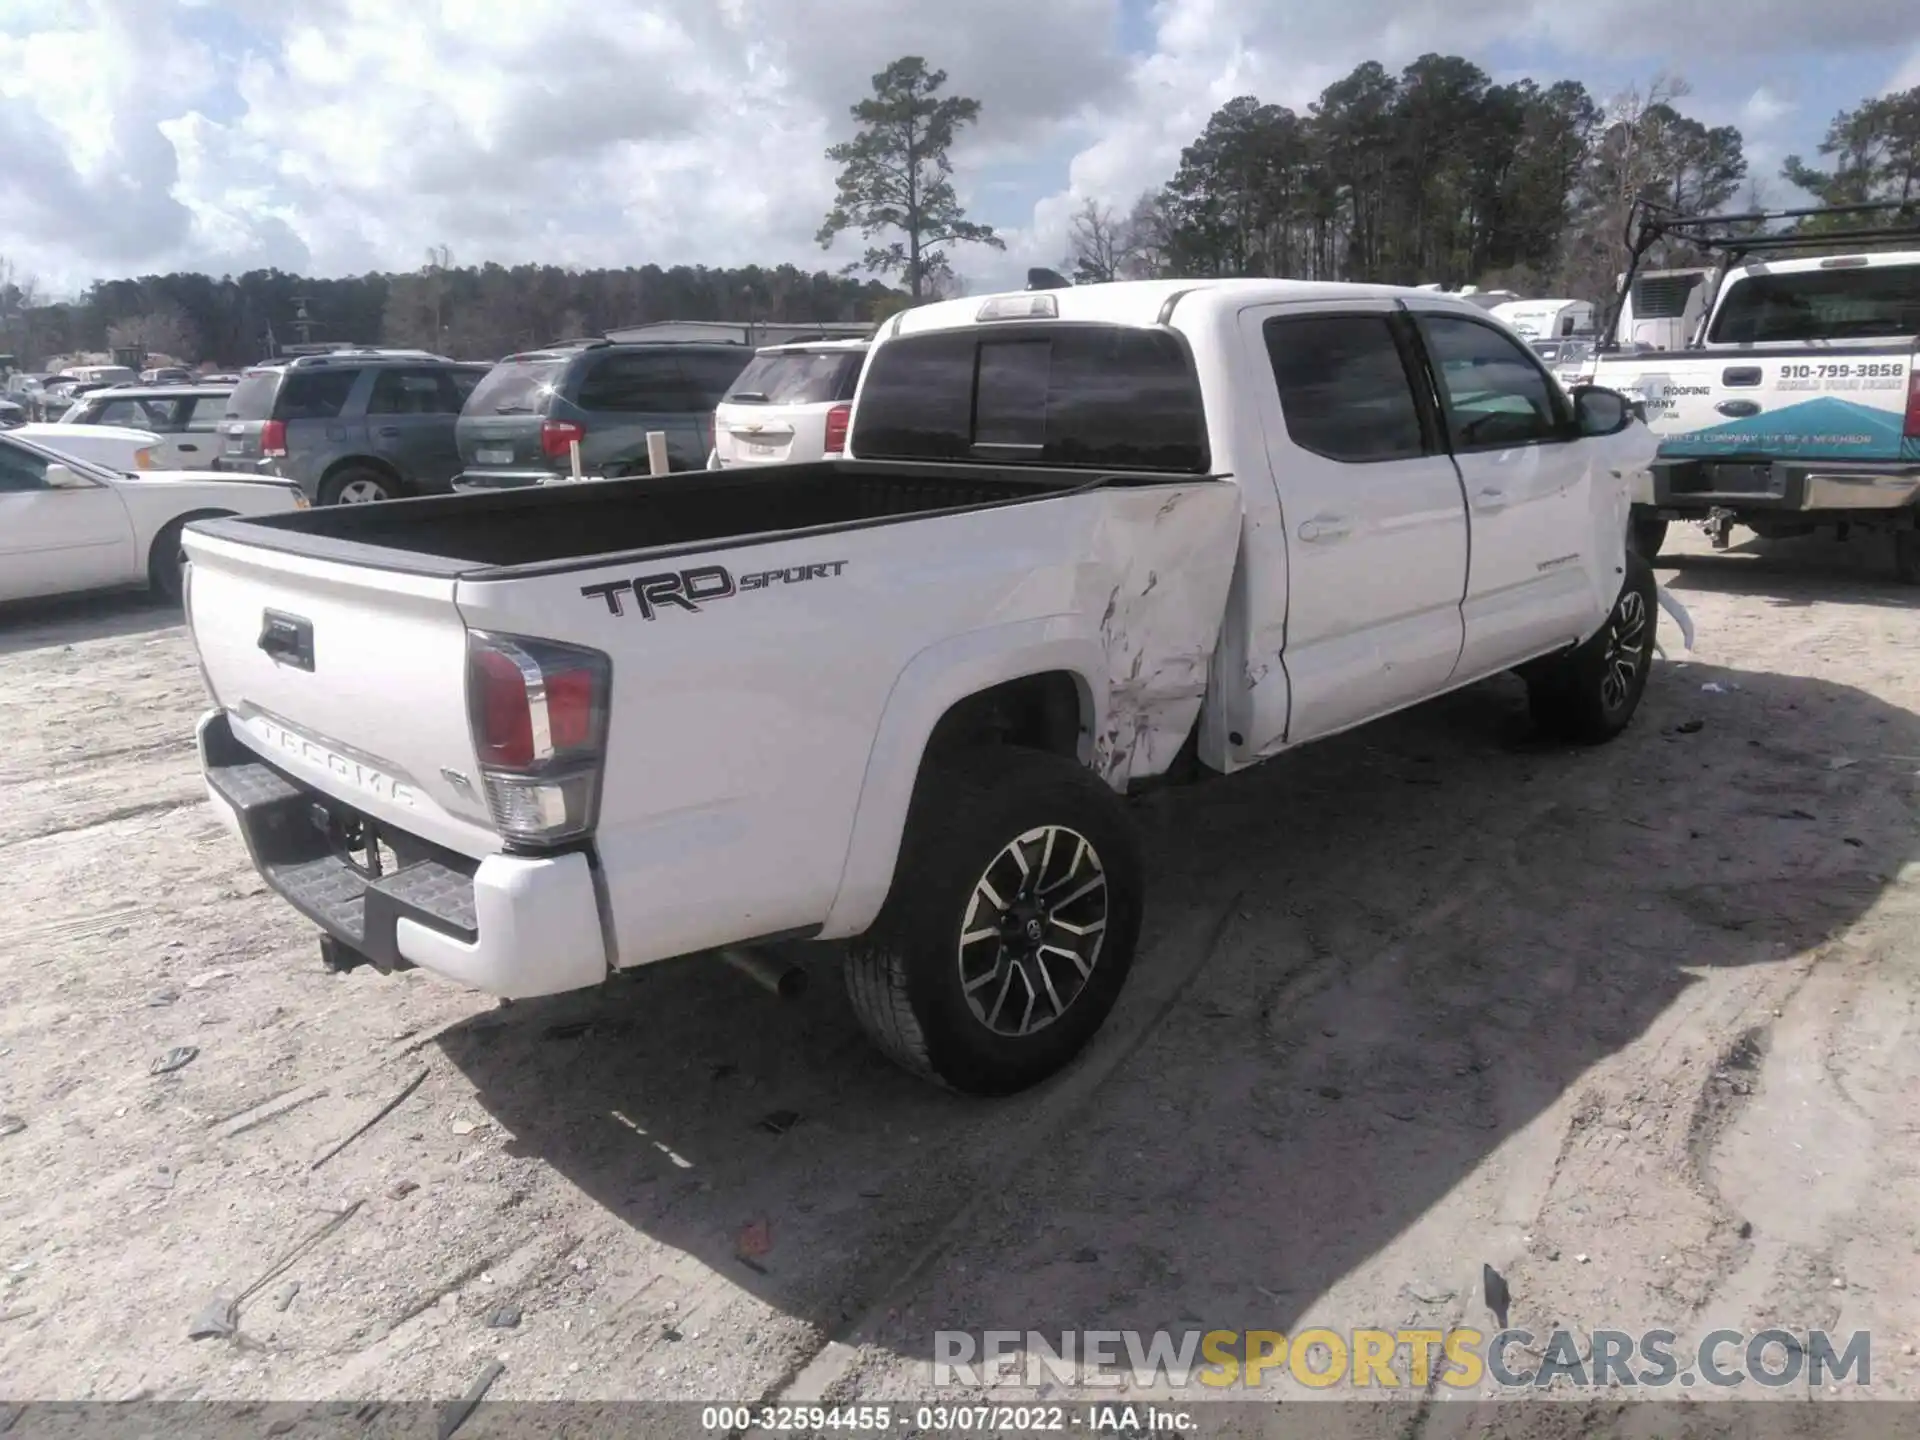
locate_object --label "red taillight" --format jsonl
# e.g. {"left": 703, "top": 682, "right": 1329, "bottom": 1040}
{"left": 823, "top": 403, "right": 851, "bottom": 456}
{"left": 1905, "top": 370, "right": 1920, "bottom": 440}
{"left": 261, "top": 419, "right": 287, "bottom": 458}
{"left": 466, "top": 632, "right": 612, "bottom": 845}
{"left": 540, "top": 419, "right": 585, "bottom": 458}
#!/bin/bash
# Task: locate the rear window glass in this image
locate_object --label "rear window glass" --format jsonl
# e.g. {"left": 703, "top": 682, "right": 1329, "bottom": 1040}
{"left": 725, "top": 352, "right": 860, "bottom": 406}
{"left": 852, "top": 326, "right": 1207, "bottom": 472}
{"left": 224, "top": 370, "right": 280, "bottom": 420}
{"left": 466, "top": 359, "right": 566, "bottom": 415}
{"left": 274, "top": 369, "right": 358, "bottom": 421}
{"left": 1708, "top": 263, "right": 1920, "bottom": 344}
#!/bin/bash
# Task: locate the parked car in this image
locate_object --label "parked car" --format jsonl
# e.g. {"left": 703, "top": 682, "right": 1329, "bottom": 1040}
{"left": 59, "top": 384, "right": 234, "bottom": 468}
{"left": 0, "top": 427, "right": 304, "bottom": 605}
{"left": 0, "top": 398, "right": 21, "bottom": 428}
{"left": 11, "top": 422, "right": 169, "bottom": 473}
{"left": 453, "top": 339, "right": 752, "bottom": 489}
{"left": 182, "top": 276, "right": 1665, "bottom": 1096}
{"left": 141, "top": 367, "right": 193, "bottom": 385}
{"left": 709, "top": 340, "right": 869, "bottom": 469}
{"left": 216, "top": 349, "right": 490, "bottom": 504}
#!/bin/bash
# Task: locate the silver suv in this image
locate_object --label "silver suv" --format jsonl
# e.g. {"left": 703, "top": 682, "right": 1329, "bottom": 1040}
{"left": 215, "top": 349, "right": 489, "bottom": 504}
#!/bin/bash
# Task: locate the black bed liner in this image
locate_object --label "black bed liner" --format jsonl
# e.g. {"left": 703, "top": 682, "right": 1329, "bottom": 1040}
{"left": 187, "top": 458, "right": 1220, "bottom": 580}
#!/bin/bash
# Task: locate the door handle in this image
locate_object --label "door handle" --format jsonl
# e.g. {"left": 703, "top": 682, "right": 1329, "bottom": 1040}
{"left": 1297, "top": 516, "right": 1351, "bottom": 543}
{"left": 176, "top": 443, "right": 199, "bottom": 455}
{"left": 377, "top": 426, "right": 402, "bottom": 438}
{"left": 1473, "top": 486, "right": 1507, "bottom": 509}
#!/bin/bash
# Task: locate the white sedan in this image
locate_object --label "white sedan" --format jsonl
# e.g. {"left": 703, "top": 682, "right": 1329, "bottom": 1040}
{"left": 0, "top": 426, "right": 307, "bottom": 606}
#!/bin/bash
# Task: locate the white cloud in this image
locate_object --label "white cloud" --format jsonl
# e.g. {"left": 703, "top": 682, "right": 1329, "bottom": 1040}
{"left": 1889, "top": 43, "right": 1920, "bottom": 94}
{"left": 1, "top": 0, "right": 1918, "bottom": 301}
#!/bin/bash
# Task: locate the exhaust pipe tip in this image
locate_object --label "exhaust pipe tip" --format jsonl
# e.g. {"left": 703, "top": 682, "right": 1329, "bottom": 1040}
{"left": 719, "top": 946, "right": 809, "bottom": 1000}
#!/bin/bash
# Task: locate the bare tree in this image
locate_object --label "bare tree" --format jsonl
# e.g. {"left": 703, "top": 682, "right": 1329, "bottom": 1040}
{"left": 1066, "top": 199, "right": 1136, "bottom": 282}
{"left": 1120, "top": 190, "right": 1173, "bottom": 278}
{"left": 0, "top": 255, "right": 41, "bottom": 361}
{"left": 106, "top": 303, "right": 200, "bottom": 363}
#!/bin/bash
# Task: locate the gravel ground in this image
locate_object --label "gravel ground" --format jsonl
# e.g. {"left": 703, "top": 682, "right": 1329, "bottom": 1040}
{"left": 1, "top": 526, "right": 1918, "bottom": 1428}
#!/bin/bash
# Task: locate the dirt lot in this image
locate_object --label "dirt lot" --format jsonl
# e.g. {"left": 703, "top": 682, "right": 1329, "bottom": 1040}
{"left": 2, "top": 527, "right": 1918, "bottom": 1427}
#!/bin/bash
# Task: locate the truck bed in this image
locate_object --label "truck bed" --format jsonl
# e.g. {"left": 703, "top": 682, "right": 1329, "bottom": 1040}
{"left": 188, "top": 459, "right": 1174, "bottom": 577}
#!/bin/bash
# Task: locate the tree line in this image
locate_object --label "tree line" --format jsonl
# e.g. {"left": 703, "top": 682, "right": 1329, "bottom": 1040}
{"left": 4, "top": 57, "right": 1915, "bottom": 371}
{"left": 0, "top": 257, "right": 897, "bottom": 370}
{"left": 1075, "top": 66, "right": 1920, "bottom": 303}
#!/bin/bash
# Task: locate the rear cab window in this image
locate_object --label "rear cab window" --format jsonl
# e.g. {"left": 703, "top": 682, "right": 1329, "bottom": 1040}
{"left": 724, "top": 351, "right": 861, "bottom": 406}
{"left": 465, "top": 358, "right": 567, "bottom": 416}
{"left": 1708, "top": 262, "right": 1920, "bottom": 344}
{"left": 852, "top": 325, "right": 1208, "bottom": 472}
{"left": 1264, "top": 315, "right": 1427, "bottom": 463}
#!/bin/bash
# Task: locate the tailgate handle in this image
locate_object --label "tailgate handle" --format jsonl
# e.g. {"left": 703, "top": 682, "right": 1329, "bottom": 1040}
{"left": 258, "top": 610, "right": 315, "bottom": 672}
{"left": 1722, "top": 366, "right": 1763, "bottom": 387}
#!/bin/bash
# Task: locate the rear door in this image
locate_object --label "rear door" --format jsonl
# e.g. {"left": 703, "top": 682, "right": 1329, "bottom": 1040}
{"left": 182, "top": 529, "right": 498, "bottom": 858}
{"left": 713, "top": 349, "right": 862, "bottom": 466}
{"left": 1242, "top": 302, "right": 1469, "bottom": 751}
{"left": 366, "top": 367, "right": 466, "bottom": 492}
{"left": 168, "top": 392, "right": 228, "bottom": 468}
{"left": 1407, "top": 309, "right": 1599, "bottom": 677}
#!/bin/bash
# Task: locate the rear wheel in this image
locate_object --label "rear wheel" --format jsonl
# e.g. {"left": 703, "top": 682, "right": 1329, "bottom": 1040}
{"left": 843, "top": 748, "right": 1143, "bottom": 1095}
{"left": 1629, "top": 510, "right": 1668, "bottom": 563}
{"left": 318, "top": 465, "right": 400, "bottom": 506}
{"left": 1527, "top": 554, "right": 1658, "bottom": 745}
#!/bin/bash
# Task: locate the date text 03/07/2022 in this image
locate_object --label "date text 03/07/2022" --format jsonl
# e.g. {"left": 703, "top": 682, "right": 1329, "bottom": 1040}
{"left": 699, "top": 1403, "right": 1197, "bottom": 1434}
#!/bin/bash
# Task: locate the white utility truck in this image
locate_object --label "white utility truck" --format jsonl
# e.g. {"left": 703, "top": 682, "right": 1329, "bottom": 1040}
{"left": 181, "top": 276, "right": 1662, "bottom": 1094}
{"left": 1588, "top": 201, "right": 1920, "bottom": 575}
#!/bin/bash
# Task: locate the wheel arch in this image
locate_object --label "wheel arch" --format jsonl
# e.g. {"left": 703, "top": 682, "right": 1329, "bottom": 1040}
{"left": 319, "top": 454, "right": 404, "bottom": 499}
{"left": 149, "top": 508, "right": 235, "bottom": 590}
{"left": 817, "top": 624, "right": 1109, "bottom": 940}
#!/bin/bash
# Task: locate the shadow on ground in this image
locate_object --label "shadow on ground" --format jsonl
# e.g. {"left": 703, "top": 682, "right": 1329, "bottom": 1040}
{"left": 1661, "top": 529, "right": 1920, "bottom": 610}
{"left": 440, "top": 657, "right": 1920, "bottom": 1370}
{"left": 0, "top": 589, "right": 179, "bottom": 656}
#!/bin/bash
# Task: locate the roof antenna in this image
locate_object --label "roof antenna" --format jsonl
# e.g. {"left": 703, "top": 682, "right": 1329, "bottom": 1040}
{"left": 1026, "top": 267, "right": 1072, "bottom": 291}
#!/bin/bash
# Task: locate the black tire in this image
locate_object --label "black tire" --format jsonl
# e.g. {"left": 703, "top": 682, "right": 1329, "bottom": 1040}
{"left": 1896, "top": 530, "right": 1920, "bottom": 586}
{"left": 1629, "top": 510, "right": 1668, "bottom": 563}
{"left": 843, "top": 747, "right": 1144, "bottom": 1096}
{"left": 1527, "top": 553, "right": 1658, "bottom": 745}
{"left": 318, "top": 465, "right": 400, "bottom": 506}
{"left": 148, "top": 519, "right": 191, "bottom": 604}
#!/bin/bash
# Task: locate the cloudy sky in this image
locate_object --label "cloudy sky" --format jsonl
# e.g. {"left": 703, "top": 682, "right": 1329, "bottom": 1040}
{"left": 2, "top": 0, "right": 1918, "bottom": 298}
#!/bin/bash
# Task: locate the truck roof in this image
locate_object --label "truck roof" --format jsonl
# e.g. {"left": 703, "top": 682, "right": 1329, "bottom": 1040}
{"left": 1723, "top": 248, "right": 1920, "bottom": 281}
{"left": 887, "top": 278, "right": 1502, "bottom": 337}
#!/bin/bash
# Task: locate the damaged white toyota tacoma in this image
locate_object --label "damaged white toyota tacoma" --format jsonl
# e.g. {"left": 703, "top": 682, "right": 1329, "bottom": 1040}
{"left": 182, "top": 278, "right": 1666, "bottom": 1095}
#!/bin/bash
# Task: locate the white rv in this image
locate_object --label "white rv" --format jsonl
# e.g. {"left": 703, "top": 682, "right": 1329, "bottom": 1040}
{"left": 1489, "top": 298, "right": 1596, "bottom": 342}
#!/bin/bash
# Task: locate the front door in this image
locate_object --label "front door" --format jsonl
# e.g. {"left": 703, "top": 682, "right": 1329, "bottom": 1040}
{"left": 1406, "top": 309, "right": 1598, "bottom": 679}
{"left": 0, "top": 440, "right": 134, "bottom": 602}
{"left": 1237, "top": 302, "right": 1470, "bottom": 752}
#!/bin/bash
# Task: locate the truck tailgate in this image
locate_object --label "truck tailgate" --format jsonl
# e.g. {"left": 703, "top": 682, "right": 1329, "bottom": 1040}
{"left": 183, "top": 528, "right": 499, "bottom": 859}
{"left": 1604, "top": 349, "right": 1917, "bottom": 462}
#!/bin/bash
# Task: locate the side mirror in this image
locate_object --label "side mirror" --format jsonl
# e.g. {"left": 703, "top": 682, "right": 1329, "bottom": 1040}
{"left": 43, "top": 462, "right": 95, "bottom": 490}
{"left": 1571, "top": 385, "right": 1633, "bottom": 438}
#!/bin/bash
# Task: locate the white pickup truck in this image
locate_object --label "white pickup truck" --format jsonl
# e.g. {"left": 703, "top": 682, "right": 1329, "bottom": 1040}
{"left": 182, "top": 278, "right": 1661, "bottom": 1095}
{"left": 1588, "top": 203, "right": 1920, "bottom": 577}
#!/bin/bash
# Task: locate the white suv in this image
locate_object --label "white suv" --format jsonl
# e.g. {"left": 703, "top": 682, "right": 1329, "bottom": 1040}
{"left": 708, "top": 340, "right": 868, "bottom": 468}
